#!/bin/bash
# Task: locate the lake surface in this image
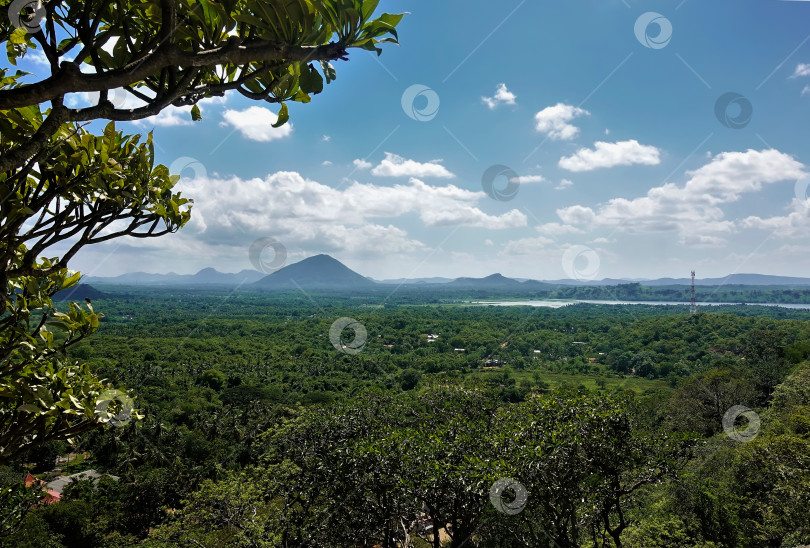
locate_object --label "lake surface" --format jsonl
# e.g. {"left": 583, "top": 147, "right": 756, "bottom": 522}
{"left": 470, "top": 300, "right": 810, "bottom": 310}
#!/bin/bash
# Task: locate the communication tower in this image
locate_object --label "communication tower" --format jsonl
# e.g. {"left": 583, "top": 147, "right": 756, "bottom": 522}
{"left": 690, "top": 270, "right": 696, "bottom": 315}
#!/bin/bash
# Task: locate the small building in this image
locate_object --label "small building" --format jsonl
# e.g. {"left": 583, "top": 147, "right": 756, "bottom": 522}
{"left": 454, "top": 348, "right": 466, "bottom": 353}
{"left": 24, "top": 472, "right": 61, "bottom": 504}
{"left": 45, "top": 470, "right": 120, "bottom": 498}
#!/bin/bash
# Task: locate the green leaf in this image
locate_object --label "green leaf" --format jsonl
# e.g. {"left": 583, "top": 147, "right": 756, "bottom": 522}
{"left": 17, "top": 404, "right": 41, "bottom": 414}
{"left": 191, "top": 104, "right": 202, "bottom": 121}
{"left": 320, "top": 61, "right": 337, "bottom": 84}
{"left": 299, "top": 63, "right": 324, "bottom": 95}
{"left": 272, "top": 103, "right": 289, "bottom": 128}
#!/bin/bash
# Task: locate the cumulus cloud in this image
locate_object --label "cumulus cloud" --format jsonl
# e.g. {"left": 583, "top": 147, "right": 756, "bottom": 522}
{"left": 220, "top": 106, "right": 293, "bottom": 142}
{"left": 139, "top": 106, "right": 197, "bottom": 127}
{"left": 370, "top": 152, "right": 455, "bottom": 178}
{"left": 558, "top": 140, "right": 661, "bottom": 172}
{"left": 536, "top": 222, "right": 585, "bottom": 236}
{"left": 518, "top": 175, "right": 546, "bottom": 184}
{"left": 555, "top": 179, "right": 574, "bottom": 190}
{"left": 353, "top": 159, "right": 372, "bottom": 170}
{"left": 482, "top": 83, "right": 517, "bottom": 109}
{"left": 742, "top": 198, "right": 810, "bottom": 238}
{"left": 534, "top": 103, "right": 589, "bottom": 140}
{"left": 792, "top": 63, "right": 810, "bottom": 78}
{"left": 555, "top": 149, "right": 804, "bottom": 245}
{"left": 159, "top": 171, "right": 527, "bottom": 260}
{"left": 502, "top": 235, "right": 555, "bottom": 256}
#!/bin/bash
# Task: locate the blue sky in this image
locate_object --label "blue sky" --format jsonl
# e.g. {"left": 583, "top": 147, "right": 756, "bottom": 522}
{"left": 24, "top": 0, "right": 810, "bottom": 280}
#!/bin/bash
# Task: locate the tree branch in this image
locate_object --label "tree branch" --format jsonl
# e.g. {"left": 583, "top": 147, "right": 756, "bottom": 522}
{"left": 0, "top": 40, "right": 348, "bottom": 110}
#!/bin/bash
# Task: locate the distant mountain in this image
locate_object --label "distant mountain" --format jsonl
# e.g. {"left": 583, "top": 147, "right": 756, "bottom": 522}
{"left": 53, "top": 284, "right": 105, "bottom": 301}
{"left": 447, "top": 273, "right": 523, "bottom": 288}
{"left": 254, "top": 254, "right": 375, "bottom": 290}
{"left": 376, "top": 277, "right": 455, "bottom": 285}
{"left": 85, "top": 268, "right": 265, "bottom": 286}
{"left": 83, "top": 262, "right": 810, "bottom": 290}
{"left": 190, "top": 268, "right": 266, "bottom": 285}
{"left": 641, "top": 274, "right": 810, "bottom": 287}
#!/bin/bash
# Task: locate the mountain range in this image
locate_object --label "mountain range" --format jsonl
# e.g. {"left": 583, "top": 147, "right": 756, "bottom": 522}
{"left": 82, "top": 255, "right": 810, "bottom": 290}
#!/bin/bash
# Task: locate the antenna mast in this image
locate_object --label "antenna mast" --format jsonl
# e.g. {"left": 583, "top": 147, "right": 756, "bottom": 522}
{"left": 690, "top": 270, "right": 696, "bottom": 315}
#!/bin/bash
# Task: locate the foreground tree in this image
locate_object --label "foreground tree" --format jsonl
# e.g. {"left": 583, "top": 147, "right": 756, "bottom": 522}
{"left": 0, "top": 0, "right": 402, "bottom": 461}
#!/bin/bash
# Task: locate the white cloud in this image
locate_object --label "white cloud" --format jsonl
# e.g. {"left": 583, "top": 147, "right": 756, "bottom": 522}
{"left": 353, "top": 159, "right": 372, "bottom": 170}
{"left": 518, "top": 175, "right": 546, "bottom": 184}
{"left": 130, "top": 95, "right": 226, "bottom": 127}
{"left": 536, "top": 222, "right": 584, "bottom": 236}
{"left": 792, "top": 63, "right": 810, "bottom": 78}
{"left": 24, "top": 49, "right": 51, "bottom": 67}
{"left": 220, "top": 106, "right": 293, "bottom": 142}
{"left": 169, "top": 171, "right": 526, "bottom": 251}
{"left": 555, "top": 179, "right": 573, "bottom": 190}
{"left": 322, "top": 160, "right": 333, "bottom": 166}
{"left": 502, "top": 235, "right": 555, "bottom": 256}
{"left": 370, "top": 152, "right": 455, "bottom": 179}
{"left": 322, "top": 135, "right": 331, "bottom": 142}
{"left": 741, "top": 198, "right": 810, "bottom": 238}
{"left": 803, "top": 85, "right": 810, "bottom": 96}
{"left": 141, "top": 106, "right": 196, "bottom": 127}
{"left": 559, "top": 140, "right": 661, "bottom": 172}
{"left": 100, "top": 170, "right": 528, "bottom": 273}
{"left": 482, "top": 83, "right": 517, "bottom": 109}
{"left": 534, "top": 103, "right": 589, "bottom": 140}
{"left": 555, "top": 149, "right": 804, "bottom": 245}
